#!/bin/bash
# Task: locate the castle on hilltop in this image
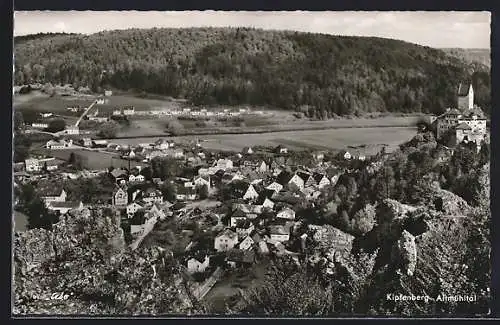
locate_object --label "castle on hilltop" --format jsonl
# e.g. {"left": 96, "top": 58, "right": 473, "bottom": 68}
{"left": 433, "top": 80, "right": 487, "bottom": 149}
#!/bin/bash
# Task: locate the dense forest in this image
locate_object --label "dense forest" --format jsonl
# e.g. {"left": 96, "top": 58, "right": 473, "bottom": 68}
{"left": 440, "top": 48, "right": 491, "bottom": 68}
{"left": 14, "top": 28, "right": 491, "bottom": 118}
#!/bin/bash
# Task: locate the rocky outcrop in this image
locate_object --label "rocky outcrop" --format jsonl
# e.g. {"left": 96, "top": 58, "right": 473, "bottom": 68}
{"left": 390, "top": 230, "right": 417, "bottom": 276}
{"left": 430, "top": 188, "right": 470, "bottom": 216}
{"left": 375, "top": 199, "right": 417, "bottom": 224}
{"left": 14, "top": 229, "right": 55, "bottom": 274}
{"left": 15, "top": 208, "right": 125, "bottom": 275}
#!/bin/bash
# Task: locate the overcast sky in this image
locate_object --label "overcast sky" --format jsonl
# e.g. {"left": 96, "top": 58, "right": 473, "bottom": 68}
{"left": 14, "top": 11, "right": 491, "bottom": 48}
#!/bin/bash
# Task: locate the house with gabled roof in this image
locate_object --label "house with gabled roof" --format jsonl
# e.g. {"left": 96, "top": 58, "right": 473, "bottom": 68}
{"left": 266, "top": 181, "right": 283, "bottom": 193}
{"left": 269, "top": 225, "right": 290, "bottom": 242}
{"left": 215, "top": 158, "right": 233, "bottom": 171}
{"left": 127, "top": 201, "right": 146, "bottom": 217}
{"left": 243, "top": 184, "right": 259, "bottom": 201}
{"left": 236, "top": 220, "right": 255, "bottom": 239}
{"left": 256, "top": 161, "right": 268, "bottom": 173}
{"left": 242, "top": 147, "right": 254, "bottom": 155}
{"left": 302, "top": 186, "right": 322, "bottom": 201}
{"left": 214, "top": 229, "right": 239, "bottom": 252}
{"left": 278, "top": 172, "right": 305, "bottom": 191}
{"left": 112, "top": 186, "right": 128, "bottom": 206}
{"left": 128, "top": 174, "right": 145, "bottom": 183}
{"left": 193, "top": 175, "right": 211, "bottom": 190}
{"left": 277, "top": 207, "right": 296, "bottom": 221}
{"left": 187, "top": 255, "right": 210, "bottom": 274}
{"left": 313, "top": 173, "right": 331, "bottom": 189}
{"left": 149, "top": 203, "right": 168, "bottom": 220}
{"left": 261, "top": 197, "right": 275, "bottom": 210}
{"left": 297, "top": 171, "right": 315, "bottom": 188}
{"left": 41, "top": 188, "right": 67, "bottom": 205}
{"left": 230, "top": 208, "right": 248, "bottom": 227}
{"left": 142, "top": 188, "right": 163, "bottom": 204}
{"left": 274, "top": 145, "right": 288, "bottom": 154}
{"left": 231, "top": 172, "right": 246, "bottom": 183}
{"left": 110, "top": 168, "right": 128, "bottom": 181}
{"left": 176, "top": 186, "right": 196, "bottom": 201}
{"left": 239, "top": 235, "right": 255, "bottom": 251}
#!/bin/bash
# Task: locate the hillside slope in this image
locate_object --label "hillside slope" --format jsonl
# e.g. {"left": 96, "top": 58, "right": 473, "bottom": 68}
{"left": 14, "top": 28, "right": 491, "bottom": 117}
{"left": 440, "top": 48, "right": 491, "bottom": 68}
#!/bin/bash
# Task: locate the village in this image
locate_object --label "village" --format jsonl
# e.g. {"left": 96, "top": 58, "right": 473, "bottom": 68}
{"left": 13, "top": 80, "right": 490, "bottom": 306}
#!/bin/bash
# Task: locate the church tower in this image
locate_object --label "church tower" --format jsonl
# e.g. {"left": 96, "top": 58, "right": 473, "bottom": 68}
{"left": 457, "top": 81, "right": 474, "bottom": 111}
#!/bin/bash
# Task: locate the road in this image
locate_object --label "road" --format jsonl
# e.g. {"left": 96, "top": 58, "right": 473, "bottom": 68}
{"left": 75, "top": 100, "right": 98, "bottom": 127}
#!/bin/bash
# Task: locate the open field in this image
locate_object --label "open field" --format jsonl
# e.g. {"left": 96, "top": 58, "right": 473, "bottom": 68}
{"left": 92, "top": 93, "right": 185, "bottom": 112}
{"left": 116, "top": 119, "right": 170, "bottom": 137}
{"left": 32, "top": 148, "right": 147, "bottom": 170}
{"left": 114, "top": 115, "right": 420, "bottom": 138}
{"left": 107, "top": 126, "right": 417, "bottom": 155}
{"left": 13, "top": 91, "right": 96, "bottom": 114}
{"left": 13, "top": 92, "right": 184, "bottom": 115}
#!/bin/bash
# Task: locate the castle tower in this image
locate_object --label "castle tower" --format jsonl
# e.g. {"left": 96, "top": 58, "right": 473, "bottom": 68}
{"left": 457, "top": 82, "right": 474, "bottom": 111}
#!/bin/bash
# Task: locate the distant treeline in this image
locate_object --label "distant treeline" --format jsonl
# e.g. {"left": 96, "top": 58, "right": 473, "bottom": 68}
{"left": 14, "top": 27, "right": 491, "bottom": 118}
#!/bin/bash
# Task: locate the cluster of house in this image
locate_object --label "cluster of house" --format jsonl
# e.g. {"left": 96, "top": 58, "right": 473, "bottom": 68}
{"left": 432, "top": 82, "right": 488, "bottom": 148}
{"left": 24, "top": 157, "right": 65, "bottom": 173}
{"left": 46, "top": 138, "right": 74, "bottom": 149}
{"left": 109, "top": 106, "right": 266, "bottom": 118}
{"left": 111, "top": 181, "right": 173, "bottom": 238}
{"left": 39, "top": 188, "right": 84, "bottom": 215}
{"left": 85, "top": 108, "right": 109, "bottom": 122}
{"left": 172, "top": 162, "right": 347, "bottom": 271}
{"left": 184, "top": 174, "right": 352, "bottom": 273}
{"left": 102, "top": 139, "right": 187, "bottom": 162}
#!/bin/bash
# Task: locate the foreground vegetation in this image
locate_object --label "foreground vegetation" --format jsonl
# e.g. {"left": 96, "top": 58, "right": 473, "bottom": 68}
{"left": 15, "top": 28, "right": 490, "bottom": 118}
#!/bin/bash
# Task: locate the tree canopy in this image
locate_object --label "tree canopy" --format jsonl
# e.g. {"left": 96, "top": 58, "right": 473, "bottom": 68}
{"left": 14, "top": 27, "right": 491, "bottom": 118}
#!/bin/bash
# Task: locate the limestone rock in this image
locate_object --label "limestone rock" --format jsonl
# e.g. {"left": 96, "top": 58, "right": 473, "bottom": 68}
{"left": 391, "top": 230, "right": 417, "bottom": 276}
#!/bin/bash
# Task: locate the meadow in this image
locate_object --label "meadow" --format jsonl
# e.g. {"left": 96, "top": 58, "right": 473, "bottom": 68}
{"left": 107, "top": 126, "right": 417, "bottom": 155}
{"left": 34, "top": 148, "right": 148, "bottom": 170}
{"left": 13, "top": 92, "right": 184, "bottom": 115}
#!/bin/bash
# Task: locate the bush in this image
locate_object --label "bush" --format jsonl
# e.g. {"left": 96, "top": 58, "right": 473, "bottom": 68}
{"left": 46, "top": 119, "right": 66, "bottom": 132}
{"left": 97, "top": 121, "right": 120, "bottom": 138}
{"left": 166, "top": 119, "right": 185, "bottom": 136}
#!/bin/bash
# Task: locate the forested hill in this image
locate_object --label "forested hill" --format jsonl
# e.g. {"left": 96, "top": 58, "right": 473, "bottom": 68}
{"left": 14, "top": 28, "right": 491, "bottom": 117}
{"left": 14, "top": 32, "right": 77, "bottom": 44}
{"left": 440, "top": 48, "right": 491, "bottom": 69}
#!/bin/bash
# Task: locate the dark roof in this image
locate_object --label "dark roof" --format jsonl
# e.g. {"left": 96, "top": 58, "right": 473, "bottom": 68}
{"left": 236, "top": 219, "right": 253, "bottom": 229}
{"left": 455, "top": 122, "right": 472, "bottom": 130}
{"left": 257, "top": 189, "right": 276, "bottom": 203}
{"left": 276, "top": 171, "right": 293, "bottom": 185}
{"left": 45, "top": 159, "right": 64, "bottom": 166}
{"left": 297, "top": 171, "right": 311, "bottom": 182}
{"left": 252, "top": 232, "right": 262, "bottom": 243}
{"left": 42, "top": 187, "right": 65, "bottom": 197}
{"left": 313, "top": 172, "right": 326, "bottom": 183}
{"left": 457, "top": 82, "right": 472, "bottom": 96}
{"left": 177, "top": 186, "right": 196, "bottom": 195}
{"left": 232, "top": 208, "right": 247, "bottom": 218}
{"left": 269, "top": 225, "right": 290, "bottom": 235}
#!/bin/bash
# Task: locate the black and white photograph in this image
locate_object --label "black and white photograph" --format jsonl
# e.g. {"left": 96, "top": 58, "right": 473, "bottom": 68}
{"left": 12, "top": 10, "right": 492, "bottom": 317}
